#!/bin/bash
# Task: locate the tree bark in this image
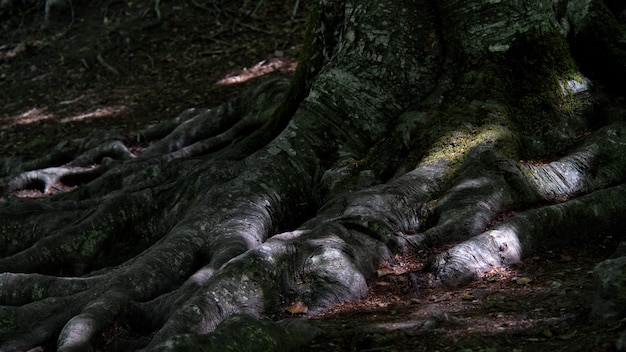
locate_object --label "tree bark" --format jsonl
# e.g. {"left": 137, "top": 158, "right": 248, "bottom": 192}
{"left": 1, "top": 0, "right": 626, "bottom": 350}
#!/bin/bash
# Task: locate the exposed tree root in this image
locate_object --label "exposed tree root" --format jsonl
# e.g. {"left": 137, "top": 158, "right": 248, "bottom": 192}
{"left": 429, "top": 183, "right": 626, "bottom": 286}
{"left": 2, "top": 0, "right": 626, "bottom": 350}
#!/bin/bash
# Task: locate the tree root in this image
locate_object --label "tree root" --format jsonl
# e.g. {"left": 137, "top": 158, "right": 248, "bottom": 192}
{"left": 429, "top": 183, "right": 626, "bottom": 286}
{"left": 4, "top": 116, "right": 624, "bottom": 350}
{"left": 2, "top": 0, "right": 625, "bottom": 349}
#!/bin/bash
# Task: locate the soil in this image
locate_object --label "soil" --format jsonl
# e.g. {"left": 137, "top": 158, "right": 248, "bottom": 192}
{"left": 301, "top": 245, "right": 622, "bottom": 352}
{"left": 0, "top": 1, "right": 622, "bottom": 351}
{"left": 1, "top": 0, "right": 301, "bottom": 161}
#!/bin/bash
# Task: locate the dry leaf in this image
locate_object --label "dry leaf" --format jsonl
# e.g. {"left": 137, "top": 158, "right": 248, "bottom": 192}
{"left": 286, "top": 301, "right": 308, "bottom": 315}
{"left": 393, "top": 266, "right": 408, "bottom": 275}
{"left": 462, "top": 293, "right": 474, "bottom": 301}
{"left": 516, "top": 277, "right": 531, "bottom": 285}
{"left": 376, "top": 265, "right": 408, "bottom": 277}
{"left": 377, "top": 268, "right": 395, "bottom": 277}
{"left": 559, "top": 330, "right": 577, "bottom": 340}
{"left": 543, "top": 328, "right": 553, "bottom": 338}
{"left": 431, "top": 292, "right": 452, "bottom": 302}
{"left": 377, "top": 266, "right": 407, "bottom": 277}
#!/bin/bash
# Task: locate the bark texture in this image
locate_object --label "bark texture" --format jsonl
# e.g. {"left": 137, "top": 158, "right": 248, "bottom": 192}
{"left": 1, "top": 0, "right": 626, "bottom": 350}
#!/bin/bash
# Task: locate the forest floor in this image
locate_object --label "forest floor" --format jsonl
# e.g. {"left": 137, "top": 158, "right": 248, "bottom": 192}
{"left": 0, "top": 1, "right": 621, "bottom": 351}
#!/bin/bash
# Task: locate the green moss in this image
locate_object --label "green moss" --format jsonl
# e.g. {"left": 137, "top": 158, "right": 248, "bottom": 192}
{"left": 457, "top": 67, "right": 503, "bottom": 103}
{"left": 0, "top": 314, "right": 19, "bottom": 332}
{"left": 501, "top": 30, "right": 580, "bottom": 138}
{"left": 418, "top": 124, "right": 517, "bottom": 176}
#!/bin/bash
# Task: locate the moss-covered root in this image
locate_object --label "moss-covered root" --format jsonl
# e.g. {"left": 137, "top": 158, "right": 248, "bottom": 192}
{"left": 428, "top": 182, "right": 626, "bottom": 286}
{"left": 139, "top": 77, "right": 289, "bottom": 159}
{"left": 0, "top": 189, "right": 163, "bottom": 275}
{"left": 141, "top": 223, "right": 383, "bottom": 350}
{"left": 0, "top": 293, "right": 87, "bottom": 352}
{"left": 152, "top": 314, "right": 320, "bottom": 352}
{"left": 521, "top": 122, "right": 626, "bottom": 200}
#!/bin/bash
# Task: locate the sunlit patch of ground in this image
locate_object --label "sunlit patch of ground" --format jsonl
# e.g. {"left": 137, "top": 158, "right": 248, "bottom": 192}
{"left": 0, "top": 0, "right": 307, "bottom": 160}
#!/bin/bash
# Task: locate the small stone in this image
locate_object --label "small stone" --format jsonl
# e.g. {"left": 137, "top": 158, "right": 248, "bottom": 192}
{"left": 591, "top": 256, "right": 626, "bottom": 324}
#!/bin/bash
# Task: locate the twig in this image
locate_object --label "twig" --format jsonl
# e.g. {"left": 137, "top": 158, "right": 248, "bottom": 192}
{"left": 96, "top": 54, "right": 119, "bottom": 75}
{"left": 247, "top": 0, "right": 264, "bottom": 18}
{"left": 189, "top": 0, "right": 209, "bottom": 11}
{"left": 145, "top": 53, "right": 154, "bottom": 70}
{"left": 239, "top": 22, "right": 273, "bottom": 35}
{"left": 68, "top": 0, "right": 74, "bottom": 28}
{"left": 154, "top": 0, "right": 161, "bottom": 19}
{"left": 291, "top": 0, "right": 300, "bottom": 19}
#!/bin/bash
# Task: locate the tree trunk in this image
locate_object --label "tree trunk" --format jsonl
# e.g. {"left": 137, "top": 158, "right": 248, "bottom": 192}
{"left": 1, "top": 0, "right": 626, "bottom": 350}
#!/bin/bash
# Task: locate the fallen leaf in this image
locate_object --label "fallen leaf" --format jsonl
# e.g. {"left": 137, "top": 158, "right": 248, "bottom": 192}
{"left": 559, "top": 330, "right": 577, "bottom": 340}
{"left": 515, "top": 277, "right": 531, "bottom": 285}
{"left": 550, "top": 280, "right": 562, "bottom": 288}
{"left": 377, "top": 266, "right": 408, "bottom": 277}
{"left": 462, "top": 294, "right": 474, "bottom": 301}
{"left": 431, "top": 292, "right": 452, "bottom": 302}
{"left": 377, "top": 268, "right": 395, "bottom": 277}
{"left": 393, "top": 266, "right": 408, "bottom": 275}
{"left": 286, "top": 301, "right": 308, "bottom": 315}
{"left": 543, "top": 328, "right": 553, "bottom": 338}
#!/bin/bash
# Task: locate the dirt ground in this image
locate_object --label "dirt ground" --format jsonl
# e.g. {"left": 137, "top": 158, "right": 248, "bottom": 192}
{"left": 302, "top": 245, "right": 622, "bottom": 352}
{"left": 0, "top": 1, "right": 622, "bottom": 351}
{"left": 0, "top": 0, "right": 301, "bottom": 160}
